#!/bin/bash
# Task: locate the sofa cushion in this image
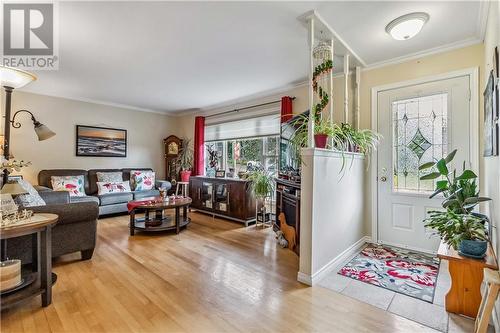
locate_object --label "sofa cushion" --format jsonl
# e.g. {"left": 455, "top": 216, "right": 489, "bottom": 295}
{"left": 69, "top": 195, "right": 100, "bottom": 205}
{"left": 98, "top": 192, "right": 133, "bottom": 206}
{"left": 96, "top": 171, "right": 123, "bottom": 183}
{"left": 51, "top": 175, "right": 86, "bottom": 197}
{"left": 132, "top": 189, "right": 160, "bottom": 200}
{"left": 14, "top": 179, "right": 46, "bottom": 207}
{"left": 88, "top": 169, "right": 122, "bottom": 195}
{"left": 130, "top": 170, "right": 155, "bottom": 191}
{"left": 38, "top": 169, "right": 89, "bottom": 194}
{"left": 29, "top": 201, "right": 99, "bottom": 226}
{"left": 97, "top": 181, "right": 131, "bottom": 195}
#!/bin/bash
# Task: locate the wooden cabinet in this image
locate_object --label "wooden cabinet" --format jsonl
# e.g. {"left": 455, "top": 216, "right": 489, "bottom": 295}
{"left": 190, "top": 176, "right": 256, "bottom": 226}
{"left": 275, "top": 178, "right": 301, "bottom": 255}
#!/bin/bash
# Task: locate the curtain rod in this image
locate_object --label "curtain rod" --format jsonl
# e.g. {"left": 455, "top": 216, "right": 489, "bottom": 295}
{"left": 205, "top": 97, "right": 296, "bottom": 119}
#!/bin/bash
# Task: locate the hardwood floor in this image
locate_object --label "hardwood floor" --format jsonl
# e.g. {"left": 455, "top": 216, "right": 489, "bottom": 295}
{"left": 1, "top": 212, "right": 435, "bottom": 332}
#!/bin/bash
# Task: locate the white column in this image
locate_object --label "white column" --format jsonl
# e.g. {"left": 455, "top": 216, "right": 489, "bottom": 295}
{"left": 329, "top": 39, "right": 334, "bottom": 125}
{"left": 307, "top": 18, "right": 315, "bottom": 148}
{"left": 355, "top": 66, "right": 361, "bottom": 130}
{"left": 343, "top": 54, "right": 349, "bottom": 124}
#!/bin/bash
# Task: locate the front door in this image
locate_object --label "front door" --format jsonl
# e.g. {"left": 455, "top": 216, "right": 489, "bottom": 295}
{"left": 377, "top": 75, "right": 472, "bottom": 253}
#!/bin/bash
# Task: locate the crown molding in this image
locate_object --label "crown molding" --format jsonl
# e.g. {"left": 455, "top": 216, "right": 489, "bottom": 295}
{"left": 18, "top": 89, "right": 172, "bottom": 116}
{"left": 363, "top": 37, "right": 482, "bottom": 72}
{"left": 477, "top": 0, "right": 490, "bottom": 41}
{"left": 171, "top": 80, "right": 309, "bottom": 117}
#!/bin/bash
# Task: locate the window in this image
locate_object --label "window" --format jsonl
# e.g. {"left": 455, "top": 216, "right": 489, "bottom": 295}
{"left": 205, "top": 135, "right": 279, "bottom": 176}
{"left": 392, "top": 93, "right": 448, "bottom": 193}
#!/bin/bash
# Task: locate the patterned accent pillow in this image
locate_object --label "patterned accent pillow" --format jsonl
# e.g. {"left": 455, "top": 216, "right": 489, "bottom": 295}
{"left": 14, "top": 179, "right": 46, "bottom": 207}
{"left": 97, "top": 181, "right": 131, "bottom": 195}
{"left": 51, "top": 175, "right": 86, "bottom": 197}
{"left": 96, "top": 172, "right": 122, "bottom": 183}
{"left": 130, "top": 170, "right": 155, "bottom": 191}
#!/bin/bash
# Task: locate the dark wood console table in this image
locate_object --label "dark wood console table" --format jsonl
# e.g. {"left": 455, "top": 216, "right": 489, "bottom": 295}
{"left": 1, "top": 213, "right": 58, "bottom": 309}
{"left": 190, "top": 176, "right": 256, "bottom": 226}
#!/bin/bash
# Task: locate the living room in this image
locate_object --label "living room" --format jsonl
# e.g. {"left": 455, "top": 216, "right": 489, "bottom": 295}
{"left": 1, "top": 1, "right": 500, "bottom": 333}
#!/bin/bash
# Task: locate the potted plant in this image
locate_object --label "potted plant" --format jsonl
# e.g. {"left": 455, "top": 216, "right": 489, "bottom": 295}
{"left": 248, "top": 170, "right": 275, "bottom": 225}
{"left": 176, "top": 139, "right": 193, "bottom": 182}
{"left": 420, "top": 149, "right": 491, "bottom": 257}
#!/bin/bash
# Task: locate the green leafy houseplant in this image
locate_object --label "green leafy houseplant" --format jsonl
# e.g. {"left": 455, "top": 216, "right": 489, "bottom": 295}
{"left": 420, "top": 149, "right": 491, "bottom": 252}
{"left": 247, "top": 170, "right": 275, "bottom": 198}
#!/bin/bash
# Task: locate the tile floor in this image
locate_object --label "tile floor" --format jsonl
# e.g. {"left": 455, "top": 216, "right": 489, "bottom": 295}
{"left": 318, "top": 251, "right": 494, "bottom": 332}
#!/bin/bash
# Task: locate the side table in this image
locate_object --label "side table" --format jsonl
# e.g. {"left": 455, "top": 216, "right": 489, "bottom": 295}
{"left": 437, "top": 240, "right": 498, "bottom": 318}
{"left": 0, "top": 213, "right": 58, "bottom": 309}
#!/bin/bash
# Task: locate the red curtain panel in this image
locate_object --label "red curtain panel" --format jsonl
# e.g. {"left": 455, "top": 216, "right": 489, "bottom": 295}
{"left": 193, "top": 116, "right": 205, "bottom": 175}
{"left": 281, "top": 96, "right": 293, "bottom": 123}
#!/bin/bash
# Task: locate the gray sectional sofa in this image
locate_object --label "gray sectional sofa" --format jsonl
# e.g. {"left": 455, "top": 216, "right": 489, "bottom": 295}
{"left": 7, "top": 190, "right": 99, "bottom": 263}
{"left": 37, "top": 168, "right": 171, "bottom": 215}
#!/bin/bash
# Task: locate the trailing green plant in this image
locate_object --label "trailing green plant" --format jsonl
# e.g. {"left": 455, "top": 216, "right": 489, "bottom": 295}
{"left": 176, "top": 138, "right": 193, "bottom": 171}
{"left": 423, "top": 210, "right": 487, "bottom": 250}
{"left": 247, "top": 170, "right": 275, "bottom": 198}
{"left": 419, "top": 149, "right": 490, "bottom": 214}
{"left": 287, "top": 114, "right": 381, "bottom": 169}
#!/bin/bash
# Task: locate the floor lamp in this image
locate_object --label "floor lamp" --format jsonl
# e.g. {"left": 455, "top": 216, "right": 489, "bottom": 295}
{"left": 1, "top": 66, "right": 56, "bottom": 185}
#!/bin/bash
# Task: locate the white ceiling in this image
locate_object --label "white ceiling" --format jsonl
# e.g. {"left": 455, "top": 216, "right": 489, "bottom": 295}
{"left": 22, "top": 1, "right": 485, "bottom": 114}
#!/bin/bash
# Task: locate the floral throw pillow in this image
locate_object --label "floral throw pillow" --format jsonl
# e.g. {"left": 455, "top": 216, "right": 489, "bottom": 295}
{"left": 97, "top": 181, "right": 131, "bottom": 195}
{"left": 51, "top": 175, "right": 86, "bottom": 197}
{"left": 14, "top": 179, "right": 46, "bottom": 207}
{"left": 130, "top": 170, "right": 155, "bottom": 191}
{"left": 96, "top": 172, "right": 122, "bottom": 183}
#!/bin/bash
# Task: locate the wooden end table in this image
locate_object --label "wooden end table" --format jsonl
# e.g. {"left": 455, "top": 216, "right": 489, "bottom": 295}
{"left": 437, "top": 240, "right": 498, "bottom": 318}
{"left": 129, "top": 197, "right": 191, "bottom": 236}
{"left": 0, "top": 213, "right": 58, "bottom": 309}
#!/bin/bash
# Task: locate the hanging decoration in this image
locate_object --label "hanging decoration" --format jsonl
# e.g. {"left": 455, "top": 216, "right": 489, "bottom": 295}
{"left": 312, "top": 40, "right": 333, "bottom": 119}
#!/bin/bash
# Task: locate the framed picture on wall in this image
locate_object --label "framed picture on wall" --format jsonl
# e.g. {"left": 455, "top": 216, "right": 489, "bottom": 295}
{"left": 483, "top": 71, "right": 498, "bottom": 157}
{"left": 76, "top": 125, "right": 127, "bottom": 157}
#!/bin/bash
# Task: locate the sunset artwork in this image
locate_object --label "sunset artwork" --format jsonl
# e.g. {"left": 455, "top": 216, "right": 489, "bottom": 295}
{"left": 76, "top": 125, "right": 127, "bottom": 157}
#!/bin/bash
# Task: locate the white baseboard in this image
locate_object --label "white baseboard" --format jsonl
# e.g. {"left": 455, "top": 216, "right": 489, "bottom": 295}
{"left": 297, "top": 236, "right": 370, "bottom": 286}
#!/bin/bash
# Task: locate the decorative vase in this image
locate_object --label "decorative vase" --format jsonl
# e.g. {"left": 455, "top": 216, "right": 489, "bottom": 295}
{"left": 459, "top": 239, "right": 487, "bottom": 258}
{"left": 180, "top": 170, "right": 192, "bottom": 182}
{"left": 314, "top": 134, "right": 328, "bottom": 149}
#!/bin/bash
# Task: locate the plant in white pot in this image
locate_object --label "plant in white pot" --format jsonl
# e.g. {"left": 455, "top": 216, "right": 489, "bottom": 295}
{"left": 420, "top": 149, "right": 491, "bottom": 258}
{"left": 176, "top": 139, "right": 193, "bottom": 182}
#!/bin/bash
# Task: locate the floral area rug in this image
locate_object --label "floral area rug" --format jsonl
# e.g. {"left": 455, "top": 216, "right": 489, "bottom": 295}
{"left": 338, "top": 244, "right": 440, "bottom": 303}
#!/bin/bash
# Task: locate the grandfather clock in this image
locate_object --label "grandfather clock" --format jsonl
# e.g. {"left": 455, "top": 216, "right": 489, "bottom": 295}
{"left": 164, "top": 135, "right": 182, "bottom": 183}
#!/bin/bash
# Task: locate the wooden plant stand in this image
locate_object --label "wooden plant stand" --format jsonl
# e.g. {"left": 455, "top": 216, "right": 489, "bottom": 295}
{"left": 437, "top": 241, "right": 498, "bottom": 318}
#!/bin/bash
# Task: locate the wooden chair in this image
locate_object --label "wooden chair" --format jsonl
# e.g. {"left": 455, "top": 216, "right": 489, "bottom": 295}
{"left": 475, "top": 268, "right": 500, "bottom": 333}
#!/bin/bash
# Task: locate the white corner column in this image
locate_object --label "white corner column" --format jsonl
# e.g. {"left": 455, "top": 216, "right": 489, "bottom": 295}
{"left": 298, "top": 148, "right": 367, "bottom": 285}
{"left": 355, "top": 66, "right": 361, "bottom": 130}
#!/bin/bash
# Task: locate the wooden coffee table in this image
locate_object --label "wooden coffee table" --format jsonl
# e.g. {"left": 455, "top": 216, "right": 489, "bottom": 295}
{"left": 128, "top": 197, "right": 191, "bottom": 236}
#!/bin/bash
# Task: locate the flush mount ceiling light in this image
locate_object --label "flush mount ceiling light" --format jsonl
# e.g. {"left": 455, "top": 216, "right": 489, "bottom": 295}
{"left": 386, "top": 12, "right": 429, "bottom": 41}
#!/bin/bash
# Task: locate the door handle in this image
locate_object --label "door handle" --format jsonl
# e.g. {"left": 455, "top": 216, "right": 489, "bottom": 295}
{"left": 380, "top": 176, "right": 387, "bottom": 182}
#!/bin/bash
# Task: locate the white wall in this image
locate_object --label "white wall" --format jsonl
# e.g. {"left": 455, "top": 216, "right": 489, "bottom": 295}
{"left": 299, "top": 149, "right": 366, "bottom": 285}
{"left": 4, "top": 92, "right": 179, "bottom": 184}
{"left": 482, "top": 0, "right": 500, "bottom": 327}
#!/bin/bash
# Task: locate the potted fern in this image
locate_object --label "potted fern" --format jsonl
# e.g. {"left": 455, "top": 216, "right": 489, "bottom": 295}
{"left": 420, "top": 149, "right": 491, "bottom": 257}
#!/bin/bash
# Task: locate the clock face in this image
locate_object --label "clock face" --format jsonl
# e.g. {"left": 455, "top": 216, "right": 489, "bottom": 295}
{"left": 168, "top": 142, "right": 179, "bottom": 155}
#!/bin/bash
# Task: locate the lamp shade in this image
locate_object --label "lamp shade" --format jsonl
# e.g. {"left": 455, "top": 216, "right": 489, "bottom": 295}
{"left": 1, "top": 183, "right": 28, "bottom": 196}
{"left": 34, "top": 122, "right": 56, "bottom": 141}
{"left": 0, "top": 66, "right": 37, "bottom": 89}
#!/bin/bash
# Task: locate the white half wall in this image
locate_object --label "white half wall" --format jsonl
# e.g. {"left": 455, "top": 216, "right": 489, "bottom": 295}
{"left": 298, "top": 148, "right": 367, "bottom": 285}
